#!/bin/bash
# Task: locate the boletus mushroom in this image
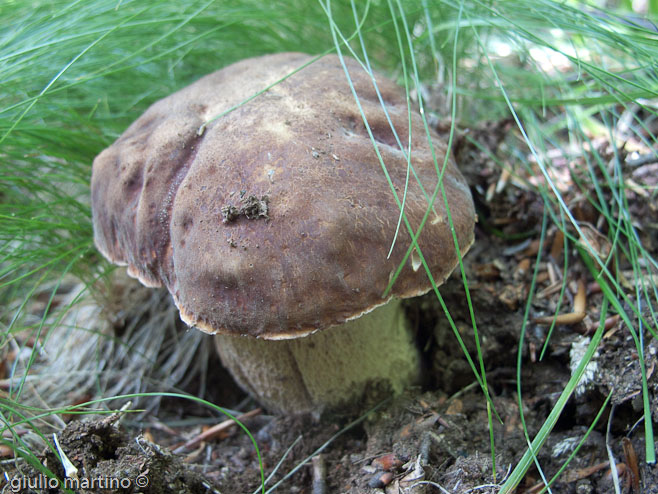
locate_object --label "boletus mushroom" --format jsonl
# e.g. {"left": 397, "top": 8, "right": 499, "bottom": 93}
{"left": 91, "top": 52, "right": 475, "bottom": 415}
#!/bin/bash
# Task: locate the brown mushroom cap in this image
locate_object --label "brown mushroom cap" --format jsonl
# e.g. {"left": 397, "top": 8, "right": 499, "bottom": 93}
{"left": 91, "top": 52, "right": 475, "bottom": 339}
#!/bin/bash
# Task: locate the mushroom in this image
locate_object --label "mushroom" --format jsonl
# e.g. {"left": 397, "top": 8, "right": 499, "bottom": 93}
{"left": 91, "top": 52, "right": 475, "bottom": 414}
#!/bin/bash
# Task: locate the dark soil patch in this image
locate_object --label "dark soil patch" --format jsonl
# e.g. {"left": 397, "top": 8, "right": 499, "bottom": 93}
{"left": 4, "top": 414, "right": 209, "bottom": 494}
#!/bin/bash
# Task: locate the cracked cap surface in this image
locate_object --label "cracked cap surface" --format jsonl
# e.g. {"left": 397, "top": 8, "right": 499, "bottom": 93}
{"left": 91, "top": 52, "right": 476, "bottom": 339}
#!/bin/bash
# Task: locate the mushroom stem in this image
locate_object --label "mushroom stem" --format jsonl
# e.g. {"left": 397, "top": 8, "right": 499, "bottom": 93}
{"left": 214, "top": 299, "right": 420, "bottom": 415}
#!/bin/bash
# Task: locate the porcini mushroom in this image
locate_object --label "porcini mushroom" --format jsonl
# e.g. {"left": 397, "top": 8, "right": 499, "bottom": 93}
{"left": 91, "top": 52, "right": 475, "bottom": 415}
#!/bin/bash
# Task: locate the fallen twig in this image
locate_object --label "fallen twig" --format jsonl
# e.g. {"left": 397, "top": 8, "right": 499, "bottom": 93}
{"left": 312, "top": 454, "right": 326, "bottom": 494}
{"left": 534, "top": 279, "right": 586, "bottom": 325}
{"left": 173, "top": 408, "right": 261, "bottom": 454}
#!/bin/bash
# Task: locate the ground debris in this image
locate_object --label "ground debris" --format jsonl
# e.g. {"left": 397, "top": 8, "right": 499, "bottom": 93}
{"left": 1, "top": 417, "right": 210, "bottom": 494}
{"left": 240, "top": 194, "right": 269, "bottom": 220}
{"left": 221, "top": 194, "right": 269, "bottom": 223}
{"left": 220, "top": 204, "right": 239, "bottom": 223}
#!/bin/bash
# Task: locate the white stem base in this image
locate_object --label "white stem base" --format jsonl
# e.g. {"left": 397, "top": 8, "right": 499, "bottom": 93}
{"left": 214, "top": 299, "right": 420, "bottom": 415}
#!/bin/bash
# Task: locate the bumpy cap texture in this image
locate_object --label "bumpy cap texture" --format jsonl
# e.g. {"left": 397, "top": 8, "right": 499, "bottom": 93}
{"left": 91, "top": 52, "right": 475, "bottom": 339}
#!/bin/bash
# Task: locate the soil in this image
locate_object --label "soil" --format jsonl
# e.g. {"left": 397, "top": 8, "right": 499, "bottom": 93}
{"left": 222, "top": 193, "right": 269, "bottom": 223}
{"left": 2, "top": 119, "right": 657, "bottom": 494}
